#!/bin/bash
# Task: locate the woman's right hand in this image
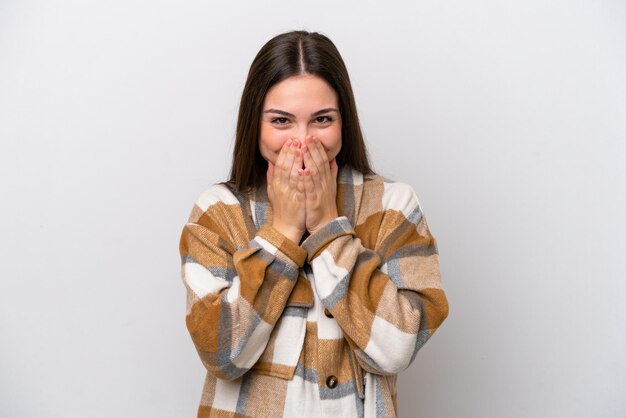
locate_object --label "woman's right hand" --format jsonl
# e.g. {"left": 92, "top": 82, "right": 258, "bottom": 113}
{"left": 267, "top": 139, "right": 306, "bottom": 244}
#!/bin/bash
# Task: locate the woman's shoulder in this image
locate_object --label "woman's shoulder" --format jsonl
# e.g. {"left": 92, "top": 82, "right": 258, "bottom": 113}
{"left": 344, "top": 166, "right": 415, "bottom": 190}
{"left": 192, "top": 182, "right": 241, "bottom": 209}
{"left": 348, "top": 167, "right": 423, "bottom": 217}
{"left": 185, "top": 181, "right": 247, "bottom": 224}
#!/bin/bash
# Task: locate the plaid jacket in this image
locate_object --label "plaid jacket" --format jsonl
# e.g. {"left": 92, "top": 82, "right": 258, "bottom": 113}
{"left": 179, "top": 166, "right": 449, "bottom": 417}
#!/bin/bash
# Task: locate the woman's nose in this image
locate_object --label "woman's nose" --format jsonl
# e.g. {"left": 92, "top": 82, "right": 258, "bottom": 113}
{"left": 296, "top": 125, "right": 309, "bottom": 142}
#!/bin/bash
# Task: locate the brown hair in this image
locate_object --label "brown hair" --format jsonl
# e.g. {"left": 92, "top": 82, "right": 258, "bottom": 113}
{"left": 227, "top": 30, "right": 374, "bottom": 192}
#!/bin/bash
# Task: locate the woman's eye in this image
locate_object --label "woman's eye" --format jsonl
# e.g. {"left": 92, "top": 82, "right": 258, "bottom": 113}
{"left": 315, "top": 116, "right": 333, "bottom": 124}
{"left": 271, "top": 117, "right": 290, "bottom": 125}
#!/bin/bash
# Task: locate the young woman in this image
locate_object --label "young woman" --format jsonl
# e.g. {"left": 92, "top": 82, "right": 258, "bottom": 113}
{"left": 179, "top": 30, "right": 449, "bottom": 418}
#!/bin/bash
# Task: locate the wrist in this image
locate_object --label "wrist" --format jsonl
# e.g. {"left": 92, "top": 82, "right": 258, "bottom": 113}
{"left": 271, "top": 222, "right": 304, "bottom": 244}
{"left": 308, "top": 216, "right": 337, "bottom": 235}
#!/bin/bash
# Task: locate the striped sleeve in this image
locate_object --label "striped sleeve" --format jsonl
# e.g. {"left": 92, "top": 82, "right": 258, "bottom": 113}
{"left": 179, "top": 185, "right": 307, "bottom": 381}
{"left": 301, "top": 181, "right": 449, "bottom": 376}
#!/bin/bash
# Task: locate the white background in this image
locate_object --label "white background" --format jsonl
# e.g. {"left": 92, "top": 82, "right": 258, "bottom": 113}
{"left": 1, "top": 1, "right": 625, "bottom": 417}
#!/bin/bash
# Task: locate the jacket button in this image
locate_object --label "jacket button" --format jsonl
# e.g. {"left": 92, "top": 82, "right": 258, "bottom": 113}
{"left": 324, "top": 308, "right": 333, "bottom": 318}
{"left": 326, "top": 375, "right": 338, "bottom": 389}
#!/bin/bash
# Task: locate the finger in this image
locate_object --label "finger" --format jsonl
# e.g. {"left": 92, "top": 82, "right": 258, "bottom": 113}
{"left": 292, "top": 138, "right": 302, "bottom": 152}
{"left": 302, "top": 142, "right": 321, "bottom": 190}
{"left": 293, "top": 139, "right": 303, "bottom": 169}
{"left": 274, "top": 139, "right": 291, "bottom": 183}
{"left": 266, "top": 162, "right": 274, "bottom": 199}
{"left": 309, "top": 136, "right": 332, "bottom": 187}
{"left": 274, "top": 139, "right": 290, "bottom": 168}
{"left": 313, "top": 137, "right": 331, "bottom": 179}
{"left": 279, "top": 140, "right": 295, "bottom": 185}
{"left": 314, "top": 137, "right": 329, "bottom": 164}
{"left": 306, "top": 136, "right": 326, "bottom": 178}
{"left": 297, "top": 168, "right": 305, "bottom": 194}
{"left": 303, "top": 167, "right": 315, "bottom": 198}
{"left": 289, "top": 148, "right": 302, "bottom": 189}
{"left": 317, "top": 139, "right": 335, "bottom": 185}
{"left": 329, "top": 158, "right": 338, "bottom": 181}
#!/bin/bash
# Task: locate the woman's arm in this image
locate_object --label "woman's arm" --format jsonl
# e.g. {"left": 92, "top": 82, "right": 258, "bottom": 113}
{"left": 179, "top": 185, "right": 307, "bottom": 381}
{"left": 302, "top": 181, "right": 449, "bottom": 376}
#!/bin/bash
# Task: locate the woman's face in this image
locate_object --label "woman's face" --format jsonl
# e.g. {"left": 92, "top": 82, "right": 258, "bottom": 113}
{"left": 259, "top": 74, "right": 342, "bottom": 165}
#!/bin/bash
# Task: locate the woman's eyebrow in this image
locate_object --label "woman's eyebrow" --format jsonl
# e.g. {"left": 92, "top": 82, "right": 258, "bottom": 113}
{"left": 312, "top": 108, "right": 339, "bottom": 116}
{"left": 263, "top": 108, "right": 339, "bottom": 117}
{"left": 263, "top": 109, "right": 294, "bottom": 117}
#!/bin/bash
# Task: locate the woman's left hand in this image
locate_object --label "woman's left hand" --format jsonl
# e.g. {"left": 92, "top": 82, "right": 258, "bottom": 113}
{"left": 301, "top": 135, "right": 339, "bottom": 234}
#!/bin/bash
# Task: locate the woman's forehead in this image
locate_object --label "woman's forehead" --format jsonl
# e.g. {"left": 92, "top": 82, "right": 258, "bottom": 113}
{"left": 263, "top": 74, "right": 338, "bottom": 109}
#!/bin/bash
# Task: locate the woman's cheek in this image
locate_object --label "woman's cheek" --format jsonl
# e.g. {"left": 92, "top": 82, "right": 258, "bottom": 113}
{"left": 259, "top": 135, "right": 288, "bottom": 164}
{"left": 320, "top": 133, "right": 342, "bottom": 160}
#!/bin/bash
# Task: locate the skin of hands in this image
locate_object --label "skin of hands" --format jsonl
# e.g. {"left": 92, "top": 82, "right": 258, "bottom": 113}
{"left": 300, "top": 135, "right": 339, "bottom": 234}
{"left": 267, "top": 135, "right": 339, "bottom": 244}
{"left": 267, "top": 139, "right": 307, "bottom": 244}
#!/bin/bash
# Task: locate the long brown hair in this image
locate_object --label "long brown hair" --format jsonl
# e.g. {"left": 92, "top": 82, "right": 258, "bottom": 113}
{"left": 228, "top": 30, "right": 374, "bottom": 192}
